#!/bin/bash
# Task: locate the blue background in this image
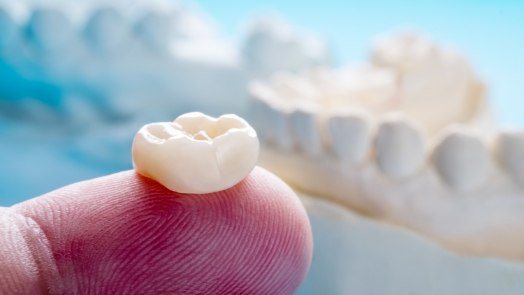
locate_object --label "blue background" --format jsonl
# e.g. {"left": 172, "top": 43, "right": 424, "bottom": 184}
{"left": 1, "top": 0, "right": 523, "bottom": 206}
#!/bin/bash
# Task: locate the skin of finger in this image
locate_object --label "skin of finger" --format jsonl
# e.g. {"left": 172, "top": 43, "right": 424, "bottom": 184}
{"left": 0, "top": 208, "right": 60, "bottom": 293}
{"left": 10, "top": 167, "right": 313, "bottom": 294}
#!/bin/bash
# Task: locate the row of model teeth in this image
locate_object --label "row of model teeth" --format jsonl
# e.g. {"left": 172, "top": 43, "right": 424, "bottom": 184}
{"left": 0, "top": 6, "right": 213, "bottom": 55}
{"left": 0, "top": 5, "right": 329, "bottom": 70}
{"left": 250, "top": 94, "right": 524, "bottom": 192}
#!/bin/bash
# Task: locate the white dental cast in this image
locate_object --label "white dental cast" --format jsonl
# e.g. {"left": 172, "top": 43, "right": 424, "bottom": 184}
{"left": 132, "top": 112, "right": 259, "bottom": 194}
{"left": 432, "top": 127, "right": 490, "bottom": 191}
{"left": 0, "top": 1, "right": 331, "bottom": 124}
{"left": 372, "top": 32, "right": 485, "bottom": 133}
{"left": 248, "top": 32, "right": 524, "bottom": 261}
{"left": 496, "top": 130, "right": 524, "bottom": 187}
{"left": 375, "top": 116, "right": 426, "bottom": 180}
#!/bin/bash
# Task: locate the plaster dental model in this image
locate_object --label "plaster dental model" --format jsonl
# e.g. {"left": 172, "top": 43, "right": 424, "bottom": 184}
{"left": 371, "top": 32, "right": 489, "bottom": 133}
{"left": 0, "top": 0, "right": 330, "bottom": 123}
{"left": 242, "top": 17, "right": 330, "bottom": 80}
{"left": 250, "top": 31, "right": 524, "bottom": 263}
{"left": 132, "top": 112, "right": 259, "bottom": 194}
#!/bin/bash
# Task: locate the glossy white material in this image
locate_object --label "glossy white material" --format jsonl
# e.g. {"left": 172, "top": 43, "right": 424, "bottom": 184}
{"left": 132, "top": 112, "right": 259, "bottom": 194}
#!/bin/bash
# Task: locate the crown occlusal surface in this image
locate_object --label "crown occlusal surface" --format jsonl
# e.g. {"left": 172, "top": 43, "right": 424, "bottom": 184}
{"left": 132, "top": 112, "right": 259, "bottom": 194}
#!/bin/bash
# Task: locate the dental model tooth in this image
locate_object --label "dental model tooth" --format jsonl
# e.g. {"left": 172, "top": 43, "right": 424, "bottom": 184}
{"left": 249, "top": 96, "right": 273, "bottom": 143}
{"left": 134, "top": 11, "right": 175, "bottom": 51}
{"left": 432, "top": 128, "right": 490, "bottom": 191}
{"left": 249, "top": 83, "right": 293, "bottom": 151}
{"left": 372, "top": 32, "right": 484, "bottom": 133}
{"left": 25, "top": 8, "right": 73, "bottom": 52}
{"left": 84, "top": 7, "right": 129, "bottom": 54}
{"left": 375, "top": 116, "right": 426, "bottom": 179}
{"left": 243, "top": 17, "right": 330, "bottom": 79}
{"left": 132, "top": 112, "right": 259, "bottom": 194}
{"left": 290, "top": 106, "right": 322, "bottom": 155}
{"left": 272, "top": 73, "right": 320, "bottom": 101}
{"left": 496, "top": 130, "right": 524, "bottom": 186}
{"left": 333, "top": 65, "right": 397, "bottom": 112}
{"left": 267, "top": 104, "right": 293, "bottom": 151}
{"left": 327, "top": 110, "right": 372, "bottom": 164}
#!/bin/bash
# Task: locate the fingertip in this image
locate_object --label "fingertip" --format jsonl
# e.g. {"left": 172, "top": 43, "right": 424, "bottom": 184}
{"left": 11, "top": 167, "right": 312, "bottom": 294}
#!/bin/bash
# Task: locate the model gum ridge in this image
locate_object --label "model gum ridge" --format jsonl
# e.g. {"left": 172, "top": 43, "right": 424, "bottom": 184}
{"left": 250, "top": 31, "right": 524, "bottom": 260}
{"left": 132, "top": 112, "right": 259, "bottom": 194}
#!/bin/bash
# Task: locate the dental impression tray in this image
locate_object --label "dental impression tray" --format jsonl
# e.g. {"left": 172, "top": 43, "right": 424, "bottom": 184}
{"left": 250, "top": 32, "right": 524, "bottom": 261}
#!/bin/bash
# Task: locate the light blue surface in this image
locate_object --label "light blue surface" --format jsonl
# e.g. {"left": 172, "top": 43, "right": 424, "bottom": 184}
{"left": 297, "top": 196, "right": 524, "bottom": 295}
{"left": 1, "top": 0, "right": 523, "bottom": 206}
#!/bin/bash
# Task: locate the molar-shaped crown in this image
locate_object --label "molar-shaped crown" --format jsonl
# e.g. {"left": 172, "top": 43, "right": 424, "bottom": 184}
{"left": 132, "top": 112, "right": 260, "bottom": 194}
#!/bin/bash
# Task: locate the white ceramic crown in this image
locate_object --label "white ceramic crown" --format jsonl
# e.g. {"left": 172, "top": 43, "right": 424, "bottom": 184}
{"left": 132, "top": 112, "right": 259, "bottom": 194}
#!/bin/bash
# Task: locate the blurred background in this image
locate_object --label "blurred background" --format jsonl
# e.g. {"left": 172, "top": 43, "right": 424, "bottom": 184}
{"left": 0, "top": 0, "right": 523, "bottom": 206}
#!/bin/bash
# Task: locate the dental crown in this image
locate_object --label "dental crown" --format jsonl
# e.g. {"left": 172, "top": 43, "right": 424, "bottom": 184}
{"left": 132, "top": 112, "right": 259, "bottom": 194}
